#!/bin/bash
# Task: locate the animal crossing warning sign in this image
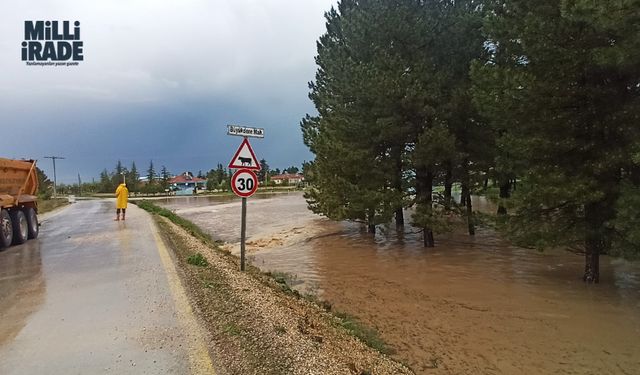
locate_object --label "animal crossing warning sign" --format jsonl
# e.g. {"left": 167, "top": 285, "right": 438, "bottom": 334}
{"left": 228, "top": 138, "right": 260, "bottom": 170}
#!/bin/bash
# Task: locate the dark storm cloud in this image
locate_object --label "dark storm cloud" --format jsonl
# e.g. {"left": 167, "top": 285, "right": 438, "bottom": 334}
{"left": 0, "top": 0, "right": 334, "bottom": 182}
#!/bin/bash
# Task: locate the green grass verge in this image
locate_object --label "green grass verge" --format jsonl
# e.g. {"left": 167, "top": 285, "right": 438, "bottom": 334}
{"left": 187, "top": 253, "right": 209, "bottom": 267}
{"left": 133, "top": 199, "right": 216, "bottom": 246}
{"left": 38, "top": 198, "right": 70, "bottom": 214}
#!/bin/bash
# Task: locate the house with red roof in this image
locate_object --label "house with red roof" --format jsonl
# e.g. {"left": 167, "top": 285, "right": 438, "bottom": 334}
{"left": 270, "top": 173, "right": 304, "bottom": 185}
{"left": 169, "top": 172, "right": 206, "bottom": 195}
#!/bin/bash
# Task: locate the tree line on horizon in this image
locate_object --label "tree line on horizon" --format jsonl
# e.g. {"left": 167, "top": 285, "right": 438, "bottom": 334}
{"left": 41, "top": 159, "right": 305, "bottom": 196}
{"left": 301, "top": 0, "right": 640, "bottom": 282}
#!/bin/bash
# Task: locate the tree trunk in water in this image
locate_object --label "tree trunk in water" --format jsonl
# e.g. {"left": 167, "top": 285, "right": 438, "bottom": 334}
{"left": 444, "top": 161, "right": 452, "bottom": 211}
{"left": 583, "top": 201, "right": 607, "bottom": 283}
{"left": 368, "top": 224, "right": 376, "bottom": 234}
{"left": 393, "top": 149, "right": 404, "bottom": 227}
{"left": 497, "top": 180, "right": 511, "bottom": 215}
{"left": 629, "top": 165, "right": 640, "bottom": 185}
{"left": 460, "top": 184, "right": 468, "bottom": 207}
{"left": 466, "top": 191, "right": 475, "bottom": 235}
{"left": 423, "top": 229, "right": 434, "bottom": 247}
{"left": 583, "top": 241, "right": 600, "bottom": 283}
{"left": 416, "top": 166, "right": 435, "bottom": 247}
{"left": 395, "top": 208, "right": 404, "bottom": 227}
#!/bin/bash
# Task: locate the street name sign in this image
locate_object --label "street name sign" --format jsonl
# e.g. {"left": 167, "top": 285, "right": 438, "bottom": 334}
{"left": 227, "top": 125, "right": 265, "bottom": 138}
{"left": 228, "top": 138, "right": 261, "bottom": 170}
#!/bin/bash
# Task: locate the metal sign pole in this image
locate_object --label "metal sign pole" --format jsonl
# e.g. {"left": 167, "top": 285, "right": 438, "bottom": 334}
{"left": 228, "top": 127, "right": 263, "bottom": 272}
{"left": 240, "top": 197, "right": 247, "bottom": 271}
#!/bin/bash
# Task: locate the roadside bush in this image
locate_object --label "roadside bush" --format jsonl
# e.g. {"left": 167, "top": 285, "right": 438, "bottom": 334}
{"left": 187, "top": 253, "right": 209, "bottom": 267}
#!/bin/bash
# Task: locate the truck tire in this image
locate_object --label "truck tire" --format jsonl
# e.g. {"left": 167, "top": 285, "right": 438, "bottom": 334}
{"left": 10, "top": 210, "right": 28, "bottom": 245}
{"left": 24, "top": 207, "right": 39, "bottom": 239}
{"left": 0, "top": 209, "right": 13, "bottom": 249}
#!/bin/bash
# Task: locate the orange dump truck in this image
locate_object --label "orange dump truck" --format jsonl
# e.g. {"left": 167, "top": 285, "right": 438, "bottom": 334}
{"left": 0, "top": 158, "right": 39, "bottom": 249}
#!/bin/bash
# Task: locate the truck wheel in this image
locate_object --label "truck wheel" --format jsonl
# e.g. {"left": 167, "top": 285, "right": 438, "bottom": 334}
{"left": 24, "top": 207, "right": 39, "bottom": 239}
{"left": 10, "top": 210, "right": 28, "bottom": 245}
{"left": 0, "top": 209, "right": 13, "bottom": 248}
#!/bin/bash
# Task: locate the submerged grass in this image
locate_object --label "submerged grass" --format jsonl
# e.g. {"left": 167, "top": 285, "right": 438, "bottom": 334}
{"left": 334, "top": 311, "right": 394, "bottom": 355}
{"left": 269, "top": 272, "right": 393, "bottom": 356}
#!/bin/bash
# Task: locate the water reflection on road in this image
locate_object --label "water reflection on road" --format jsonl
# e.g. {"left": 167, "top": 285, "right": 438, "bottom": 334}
{"left": 0, "top": 241, "right": 45, "bottom": 347}
{"left": 160, "top": 192, "right": 640, "bottom": 374}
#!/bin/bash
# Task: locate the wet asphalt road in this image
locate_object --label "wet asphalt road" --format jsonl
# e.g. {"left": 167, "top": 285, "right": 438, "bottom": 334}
{"left": 0, "top": 200, "right": 214, "bottom": 374}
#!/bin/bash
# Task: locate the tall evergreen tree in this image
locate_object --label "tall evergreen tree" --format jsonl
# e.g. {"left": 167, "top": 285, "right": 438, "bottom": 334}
{"left": 160, "top": 165, "right": 171, "bottom": 190}
{"left": 285, "top": 166, "right": 299, "bottom": 174}
{"left": 99, "top": 168, "right": 112, "bottom": 193}
{"left": 258, "top": 159, "right": 270, "bottom": 183}
{"left": 115, "top": 160, "right": 123, "bottom": 175}
{"left": 215, "top": 163, "right": 225, "bottom": 185}
{"left": 303, "top": 0, "right": 417, "bottom": 233}
{"left": 304, "top": 0, "right": 489, "bottom": 241}
{"left": 36, "top": 167, "right": 53, "bottom": 198}
{"left": 472, "top": 0, "right": 640, "bottom": 282}
{"left": 409, "top": 0, "right": 490, "bottom": 239}
{"left": 147, "top": 160, "right": 156, "bottom": 184}
{"left": 128, "top": 162, "right": 139, "bottom": 192}
{"left": 111, "top": 160, "right": 125, "bottom": 187}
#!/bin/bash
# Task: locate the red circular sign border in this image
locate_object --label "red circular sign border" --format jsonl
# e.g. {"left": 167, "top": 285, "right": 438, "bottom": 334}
{"left": 231, "top": 169, "right": 259, "bottom": 198}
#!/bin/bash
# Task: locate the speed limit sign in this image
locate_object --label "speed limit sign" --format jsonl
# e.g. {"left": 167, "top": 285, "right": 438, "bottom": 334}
{"left": 231, "top": 169, "right": 259, "bottom": 198}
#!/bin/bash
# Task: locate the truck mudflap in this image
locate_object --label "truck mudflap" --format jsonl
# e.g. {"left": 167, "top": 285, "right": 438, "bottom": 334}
{"left": 0, "top": 194, "right": 14, "bottom": 207}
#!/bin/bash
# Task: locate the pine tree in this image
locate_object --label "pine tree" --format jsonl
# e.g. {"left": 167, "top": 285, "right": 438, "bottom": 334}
{"left": 99, "top": 168, "right": 112, "bottom": 193}
{"left": 304, "top": 0, "right": 490, "bottom": 240}
{"left": 128, "top": 162, "right": 139, "bottom": 192}
{"left": 147, "top": 160, "right": 156, "bottom": 184}
{"left": 472, "top": 0, "right": 640, "bottom": 282}
{"left": 285, "top": 166, "right": 298, "bottom": 174}
{"left": 160, "top": 165, "right": 171, "bottom": 190}
{"left": 36, "top": 167, "right": 53, "bottom": 198}
{"left": 302, "top": 0, "right": 413, "bottom": 233}
{"left": 407, "top": 0, "right": 490, "bottom": 240}
{"left": 258, "top": 159, "right": 269, "bottom": 183}
{"left": 115, "top": 160, "right": 123, "bottom": 175}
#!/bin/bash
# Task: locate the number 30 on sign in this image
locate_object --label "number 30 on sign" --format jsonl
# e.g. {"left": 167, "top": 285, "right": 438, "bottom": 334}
{"left": 231, "top": 169, "right": 259, "bottom": 198}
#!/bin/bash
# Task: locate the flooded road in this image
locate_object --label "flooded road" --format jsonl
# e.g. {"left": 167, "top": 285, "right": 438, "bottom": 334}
{"left": 0, "top": 201, "right": 215, "bottom": 375}
{"left": 161, "top": 193, "right": 640, "bottom": 374}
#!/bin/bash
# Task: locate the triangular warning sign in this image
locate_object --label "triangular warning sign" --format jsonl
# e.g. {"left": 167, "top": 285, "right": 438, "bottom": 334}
{"left": 228, "top": 138, "right": 261, "bottom": 170}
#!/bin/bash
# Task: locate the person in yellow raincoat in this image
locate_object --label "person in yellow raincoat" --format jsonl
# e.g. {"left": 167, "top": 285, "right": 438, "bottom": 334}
{"left": 115, "top": 183, "right": 129, "bottom": 221}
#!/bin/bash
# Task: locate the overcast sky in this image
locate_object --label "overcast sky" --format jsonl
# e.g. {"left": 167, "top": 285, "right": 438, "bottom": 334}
{"left": 0, "top": 0, "right": 335, "bottom": 183}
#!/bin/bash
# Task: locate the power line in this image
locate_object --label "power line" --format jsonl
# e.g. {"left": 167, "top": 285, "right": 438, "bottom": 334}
{"left": 44, "top": 156, "right": 66, "bottom": 197}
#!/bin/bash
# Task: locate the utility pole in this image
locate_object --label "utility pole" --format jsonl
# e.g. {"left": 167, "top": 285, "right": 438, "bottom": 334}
{"left": 44, "top": 156, "right": 65, "bottom": 198}
{"left": 78, "top": 173, "right": 82, "bottom": 197}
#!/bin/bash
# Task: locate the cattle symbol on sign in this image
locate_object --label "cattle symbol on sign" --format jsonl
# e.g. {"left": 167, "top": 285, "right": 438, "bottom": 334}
{"left": 231, "top": 169, "right": 259, "bottom": 198}
{"left": 228, "top": 138, "right": 261, "bottom": 171}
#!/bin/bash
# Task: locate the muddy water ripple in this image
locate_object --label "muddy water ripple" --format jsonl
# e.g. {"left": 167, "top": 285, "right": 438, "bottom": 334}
{"left": 159, "top": 193, "right": 640, "bottom": 374}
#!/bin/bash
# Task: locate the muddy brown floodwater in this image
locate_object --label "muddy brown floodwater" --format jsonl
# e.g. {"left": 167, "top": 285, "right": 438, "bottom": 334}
{"left": 159, "top": 192, "right": 640, "bottom": 374}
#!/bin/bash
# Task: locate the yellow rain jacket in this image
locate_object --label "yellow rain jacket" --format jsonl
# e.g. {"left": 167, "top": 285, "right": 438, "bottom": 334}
{"left": 115, "top": 183, "right": 129, "bottom": 209}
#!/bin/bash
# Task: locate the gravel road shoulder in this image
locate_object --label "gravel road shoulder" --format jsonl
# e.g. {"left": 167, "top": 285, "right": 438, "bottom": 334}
{"left": 155, "top": 216, "right": 413, "bottom": 375}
